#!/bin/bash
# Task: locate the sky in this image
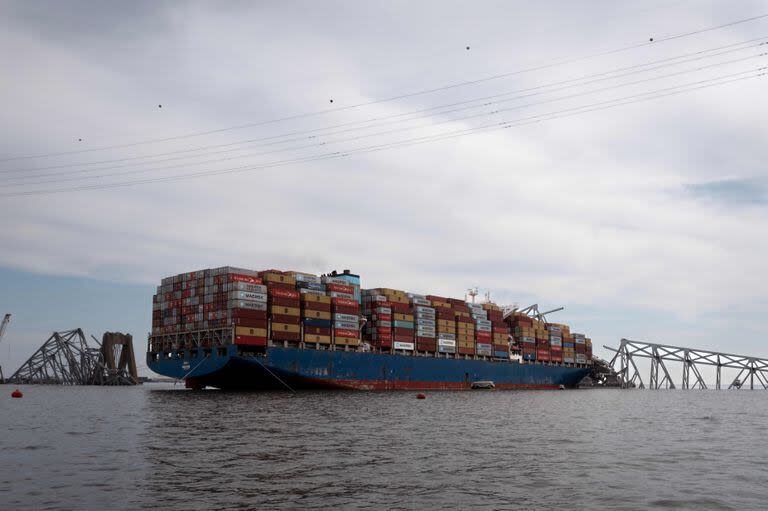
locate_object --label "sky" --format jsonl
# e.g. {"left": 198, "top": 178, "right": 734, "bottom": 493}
{"left": 1, "top": 1, "right": 767, "bottom": 381}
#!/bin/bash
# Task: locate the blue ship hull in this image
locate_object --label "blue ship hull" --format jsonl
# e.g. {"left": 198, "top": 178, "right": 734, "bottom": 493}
{"left": 148, "top": 345, "right": 591, "bottom": 390}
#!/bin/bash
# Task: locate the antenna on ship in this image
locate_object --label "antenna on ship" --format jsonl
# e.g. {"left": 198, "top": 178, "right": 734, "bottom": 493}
{"left": 466, "top": 287, "right": 478, "bottom": 303}
{"left": 483, "top": 291, "right": 491, "bottom": 303}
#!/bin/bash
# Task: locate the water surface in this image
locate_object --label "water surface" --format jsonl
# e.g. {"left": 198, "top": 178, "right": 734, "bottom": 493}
{"left": 1, "top": 385, "right": 766, "bottom": 510}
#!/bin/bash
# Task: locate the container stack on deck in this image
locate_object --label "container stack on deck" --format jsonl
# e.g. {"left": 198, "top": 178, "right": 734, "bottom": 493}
{"left": 323, "top": 275, "right": 361, "bottom": 348}
{"left": 410, "top": 294, "right": 436, "bottom": 354}
{"left": 151, "top": 267, "right": 593, "bottom": 365}
{"left": 484, "top": 303, "right": 509, "bottom": 359}
{"left": 297, "top": 274, "right": 332, "bottom": 346}
{"left": 362, "top": 290, "right": 392, "bottom": 350}
{"left": 428, "top": 296, "right": 456, "bottom": 355}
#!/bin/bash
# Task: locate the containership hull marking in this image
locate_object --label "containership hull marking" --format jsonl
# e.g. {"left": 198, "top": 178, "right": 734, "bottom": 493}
{"left": 149, "top": 346, "right": 590, "bottom": 390}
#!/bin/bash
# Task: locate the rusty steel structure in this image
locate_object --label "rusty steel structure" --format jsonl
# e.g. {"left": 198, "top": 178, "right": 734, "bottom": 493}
{"left": 7, "top": 329, "right": 139, "bottom": 385}
{"left": 606, "top": 338, "right": 768, "bottom": 390}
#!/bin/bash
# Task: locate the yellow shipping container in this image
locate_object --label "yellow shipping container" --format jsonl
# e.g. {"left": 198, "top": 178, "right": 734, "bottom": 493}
{"left": 393, "top": 313, "right": 414, "bottom": 322}
{"left": 235, "top": 326, "right": 267, "bottom": 337}
{"left": 335, "top": 336, "right": 360, "bottom": 346}
{"left": 303, "top": 334, "right": 332, "bottom": 344}
{"left": 302, "top": 309, "right": 331, "bottom": 320}
{"left": 269, "top": 305, "right": 300, "bottom": 317}
{"left": 272, "top": 322, "right": 300, "bottom": 333}
{"left": 262, "top": 272, "right": 297, "bottom": 285}
{"left": 301, "top": 293, "right": 332, "bottom": 304}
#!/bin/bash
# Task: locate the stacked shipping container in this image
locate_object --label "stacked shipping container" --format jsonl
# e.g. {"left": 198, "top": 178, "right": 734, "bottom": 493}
{"left": 152, "top": 267, "right": 592, "bottom": 364}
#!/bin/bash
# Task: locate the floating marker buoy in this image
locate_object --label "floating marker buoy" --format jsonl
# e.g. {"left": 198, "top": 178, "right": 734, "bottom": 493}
{"left": 11, "top": 389, "right": 23, "bottom": 398}
{"left": 416, "top": 393, "right": 426, "bottom": 399}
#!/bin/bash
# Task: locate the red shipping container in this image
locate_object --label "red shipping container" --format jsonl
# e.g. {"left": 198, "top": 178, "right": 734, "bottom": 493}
{"left": 326, "top": 283, "right": 354, "bottom": 294}
{"left": 232, "top": 318, "right": 268, "bottom": 329}
{"left": 271, "top": 314, "right": 300, "bottom": 324}
{"left": 389, "top": 303, "right": 412, "bottom": 313}
{"left": 272, "top": 330, "right": 300, "bottom": 341}
{"left": 475, "top": 331, "right": 491, "bottom": 339}
{"left": 265, "top": 281, "right": 295, "bottom": 291}
{"left": 393, "top": 333, "right": 412, "bottom": 342}
{"left": 415, "top": 335, "right": 435, "bottom": 343}
{"left": 372, "top": 313, "right": 392, "bottom": 322}
{"left": 426, "top": 294, "right": 449, "bottom": 302}
{"left": 235, "top": 334, "right": 267, "bottom": 346}
{"left": 302, "top": 301, "right": 331, "bottom": 313}
{"left": 374, "top": 332, "right": 392, "bottom": 341}
{"left": 334, "top": 328, "right": 358, "bottom": 338}
{"left": 458, "top": 346, "right": 475, "bottom": 355}
{"left": 537, "top": 349, "right": 550, "bottom": 361}
{"left": 436, "top": 310, "right": 454, "bottom": 320}
{"left": 268, "top": 288, "right": 299, "bottom": 299}
{"left": 493, "top": 344, "right": 509, "bottom": 352}
{"left": 416, "top": 340, "right": 437, "bottom": 351}
{"left": 229, "top": 274, "right": 263, "bottom": 284}
{"left": 231, "top": 309, "right": 268, "bottom": 320}
{"left": 393, "top": 327, "right": 413, "bottom": 336}
{"left": 270, "top": 295, "right": 300, "bottom": 307}
{"left": 332, "top": 297, "right": 358, "bottom": 308}
{"left": 456, "top": 316, "right": 472, "bottom": 324}
{"left": 377, "top": 339, "right": 393, "bottom": 348}
{"left": 332, "top": 305, "right": 360, "bottom": 315}
{"left": 304, "top": 326, "right": 331, "bottom": 335}
{"left": 550, "top": 352, "right": 563, "bottom": 363}
{"left": 370, "top": 326, "right": 391, "bottom": 334}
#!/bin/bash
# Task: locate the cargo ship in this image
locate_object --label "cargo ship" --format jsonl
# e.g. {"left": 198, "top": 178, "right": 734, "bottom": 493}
{"left": 147, "top": 267, "right": 593, "bottom": 390}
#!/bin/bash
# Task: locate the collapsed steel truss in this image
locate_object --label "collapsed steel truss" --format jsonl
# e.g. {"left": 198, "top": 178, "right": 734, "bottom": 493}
{"left": 7, "top": 329, "right": 138, "bottom": 385}
{"left": 606, "top": 338, "right": 768, "bottom": 389}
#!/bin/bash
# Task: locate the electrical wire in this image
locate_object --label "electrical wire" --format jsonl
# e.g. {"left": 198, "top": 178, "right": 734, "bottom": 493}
{"left": 2, "top": 67, "right": 763, "bottom": 197}
{"left": 2, "top": 11, "right": 767, "bottom": 162}
{"left": 6, "top": 37, "right": 766, "bottom": 177}
{"left": 3, "top": 51, "right": 765, "bottom": 188}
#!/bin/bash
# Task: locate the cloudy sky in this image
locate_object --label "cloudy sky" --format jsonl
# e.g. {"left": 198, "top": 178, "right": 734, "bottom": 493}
{"left": 1, "top": 1, "right": 767, "bottom": 379}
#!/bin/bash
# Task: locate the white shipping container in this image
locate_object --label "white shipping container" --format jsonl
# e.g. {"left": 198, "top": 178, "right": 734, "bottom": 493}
{"left": 322, "top": 276, "right": 349, "bottom": 285}
{"left": 550, "top": 338, "right": 563, "bottom": 347}
{"left": 476, "top": 324, "right": 492, "bottom": 332}
{"left": 394, "top": 341, "right": 415, "bottom": 351}
{"left": 416, "top": 318, "right": 435, "bottom": 327}
{"left": 407, "top": 293, "right": 427, "bottom": 299}
{"left": 416, "top": 331, "right": 436, "bottom": 338}
{"left": 438, "top": 338, "right": 456, "bottom": 347}
{"left": 411, "top": 298, "right": 431, "bottom": 306}
{"left": 230, "top": 282, "right": 268, "bottom": 294}
{"left": 334, "top": 313, "right": 358, "bottom": 323}
{"left": 299, "top": 288, "right": 326, "bottom": 296}
{"left": 377, "top": 320, "right": 392, "bottom": 328}
{"left": 295, "top": 274, "right": 321, "bottom": 284}
{"left": 329, "top": 291, "right": 355, "bottom": 299}
{"left": 575, "top": 337, "right": 586, "bottom": 345}
{"left": 334, "top": 320, "right": 358, "bottom": 330}
{"left": 438, "top": 345, "right": 456, "bottom": 354}
{"left": 228, "top": 291, "right": 268, "bottom": 303}
{"left": 375, "top": 307, "right": 392, "bottom": 314}
{"left": 229, "top": 300, "right": 267, "bottom": 311}
{"left": 437, "top": 332, "right": 456, "bottom": 341}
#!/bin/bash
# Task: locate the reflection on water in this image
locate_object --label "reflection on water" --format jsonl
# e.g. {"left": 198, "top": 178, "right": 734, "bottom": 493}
{"left": 2, "top": 385, "right": 768, "bottom": 510}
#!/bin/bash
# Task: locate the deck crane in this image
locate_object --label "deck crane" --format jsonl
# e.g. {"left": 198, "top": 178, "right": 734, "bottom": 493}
{"left": 0, "top": 314, "right": 10, "bottom": 381}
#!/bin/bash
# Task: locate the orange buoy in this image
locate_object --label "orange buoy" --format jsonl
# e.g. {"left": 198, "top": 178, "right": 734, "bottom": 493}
{"left": 416, "top": 393, "right": 426, "bottom": 399}
{"left": 11, "top": 389, "right": 23, "bottom": 398}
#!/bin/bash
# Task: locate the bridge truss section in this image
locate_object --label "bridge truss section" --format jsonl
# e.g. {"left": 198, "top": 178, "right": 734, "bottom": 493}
{"left": 606, "top": 338, "right": 768, "bottom": 390}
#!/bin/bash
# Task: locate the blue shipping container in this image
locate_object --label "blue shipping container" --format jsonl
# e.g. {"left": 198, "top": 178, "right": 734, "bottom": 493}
{"left": 303, "top": 318, "right": 332, "bottom": 327}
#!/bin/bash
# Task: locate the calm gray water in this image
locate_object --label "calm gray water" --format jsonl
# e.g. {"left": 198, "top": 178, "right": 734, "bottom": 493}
{"left": 1, "top": 385, "right": 767, "bottom": 510}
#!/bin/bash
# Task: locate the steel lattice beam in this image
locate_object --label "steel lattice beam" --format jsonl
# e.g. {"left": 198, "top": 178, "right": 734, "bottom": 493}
{"left": 605, "top": 338, "right": 768, "bottom": 390}
{"left": 7, "top": 329, "right": 138, "bottom": 385}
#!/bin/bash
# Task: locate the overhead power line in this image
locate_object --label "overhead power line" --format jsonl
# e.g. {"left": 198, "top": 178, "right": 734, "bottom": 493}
{"left": 6, "top": 36, "right": 766, "bottom": 177}
{"left": 1, "top": 11, "right": 767, "bottom": 163}
{"left": 3, "top": 51, "right": 765, "bottom": 188}
{"left": 2, "top": 67, "right": 763, "bottom": 197}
